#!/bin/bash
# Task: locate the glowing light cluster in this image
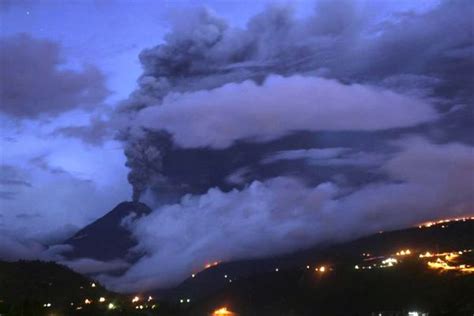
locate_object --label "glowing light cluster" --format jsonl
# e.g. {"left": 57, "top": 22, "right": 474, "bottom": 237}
{"left": 419, "top": 251, "right": 434, "bottom": 258}
{"left": 380, "top": 258, "right": 398, "bottom": 268}
{"left": 395, "top": 249, "right": 411, "bottom": 256}
{"left": 205, "top": 261, "right": 220, "bottom": 269}
{"left": 132, "top": 296, "right": 140, "bottom": 303}
{"left": 426, "top": 258, "right": 474, "bottom": 272}
{"left": 421, "top": 249, "right": 474, "bottom": 273}
{"left": 418, "top": 216, "right": 474, "bottom": 228}
{"left": 213, "top": 307, "right": 235, "bottom": 315}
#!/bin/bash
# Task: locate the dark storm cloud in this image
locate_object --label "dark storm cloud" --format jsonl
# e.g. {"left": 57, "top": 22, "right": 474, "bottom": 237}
{"left": 29, "top": 155, "right": 68, "bottom": 175}
{"left": 0, "top": 191, "right": 16, "bottom": 200}
{"left": 0, "top": 165, "right": 31, "bottom": 187}
{"left": 53, "top": 115, "right": 112, "bottom": 145}
{"left": 0, "top": 164, "right": 31, "bottom": 200}
{"left": 0, "top": 34, "right": 109, "bottom": 118}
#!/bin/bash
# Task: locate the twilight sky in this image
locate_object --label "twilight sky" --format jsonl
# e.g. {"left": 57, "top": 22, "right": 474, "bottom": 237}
{"left": 0, "top": 0, "right": 473, "bottom": 291}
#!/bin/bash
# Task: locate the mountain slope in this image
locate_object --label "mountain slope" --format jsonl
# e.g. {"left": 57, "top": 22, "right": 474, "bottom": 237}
{"left": 154, "top": 219, "right": 474, "bottom": 301}
{"left": 63, "top": 201, "right": 151, "bottom": 261}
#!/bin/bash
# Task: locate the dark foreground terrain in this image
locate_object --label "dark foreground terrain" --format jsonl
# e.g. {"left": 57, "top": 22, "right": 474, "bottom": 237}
{"left": 1, "top": 218, "right": 473, "bottom": 316}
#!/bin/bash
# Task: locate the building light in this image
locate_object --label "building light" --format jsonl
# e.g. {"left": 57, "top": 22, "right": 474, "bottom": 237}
{"left": 91, "top": 282, "right": 96, "bottom": 288}
{"left": 132, "top": 296, "right": 140, "bottom": 303}
{"left": 187, "top": 298, "right": 191, "bottom": 303}
{"left": 148, "top": 296, "right": 153, "bottom": 301}
{"left": 192, "top": 274, "right": 196, "bottom": 278}
{"left": 99, "top": 297, "right": 105, "bottom": 303}
{"left": 213, "top": 307, "right": 235, "bottom": 315}
{"left": 180, "top": 299, "right": 184, "bottom": 303}
{"left": 275, "top": 268, "right": 279, "bottom": 272}
{"left": 84, "top": 299, "right": 92, "bottom": 304}
{"left": 108, "top": 303, "right": 116, "bottom": 310}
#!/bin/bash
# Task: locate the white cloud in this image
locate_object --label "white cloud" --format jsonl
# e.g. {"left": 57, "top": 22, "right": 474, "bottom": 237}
{"left": 136, "top": 75, "right": 437, "bottom": 148}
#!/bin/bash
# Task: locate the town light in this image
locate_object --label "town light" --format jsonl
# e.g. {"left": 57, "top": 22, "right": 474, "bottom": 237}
{"left": 213, "top": 307, "right": 235, "bottom": 315}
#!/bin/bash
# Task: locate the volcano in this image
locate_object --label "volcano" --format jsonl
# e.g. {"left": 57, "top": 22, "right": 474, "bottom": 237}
{"left": 62, "top": 201, "right": 152, "bottom": 262}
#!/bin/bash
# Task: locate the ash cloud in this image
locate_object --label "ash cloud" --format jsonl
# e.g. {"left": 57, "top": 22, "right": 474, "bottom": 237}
{"left": 120, "top": 0, "right": 473, "bottom": 201}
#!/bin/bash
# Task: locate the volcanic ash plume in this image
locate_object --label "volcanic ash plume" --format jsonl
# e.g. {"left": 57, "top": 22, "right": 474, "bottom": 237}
{"left": 124, "top": 140, "right": 163, "bottom": 202}
{"left": 119, "top": 1, "right": 473, "bottom": 201}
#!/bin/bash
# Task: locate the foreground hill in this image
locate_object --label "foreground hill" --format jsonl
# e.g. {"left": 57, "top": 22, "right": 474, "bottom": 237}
{"left": 170, "top": 218, "right": 474, "bottom": 315}
{"left": 154, "top": 218, "right": 474, "bottom": 301}
{"left": 0, "top": 260, "right": 166, "bottom": 316}
{"left": 184, "top": 257, "right": 474, "bottom": 316}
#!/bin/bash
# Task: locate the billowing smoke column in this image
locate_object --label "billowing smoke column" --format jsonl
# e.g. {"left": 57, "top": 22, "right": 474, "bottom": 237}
{"left": 120, "top": 0, "right": 473, "bottom": 201}
{"left": 124, "top": 141, "right": 162, "bottom": 202}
